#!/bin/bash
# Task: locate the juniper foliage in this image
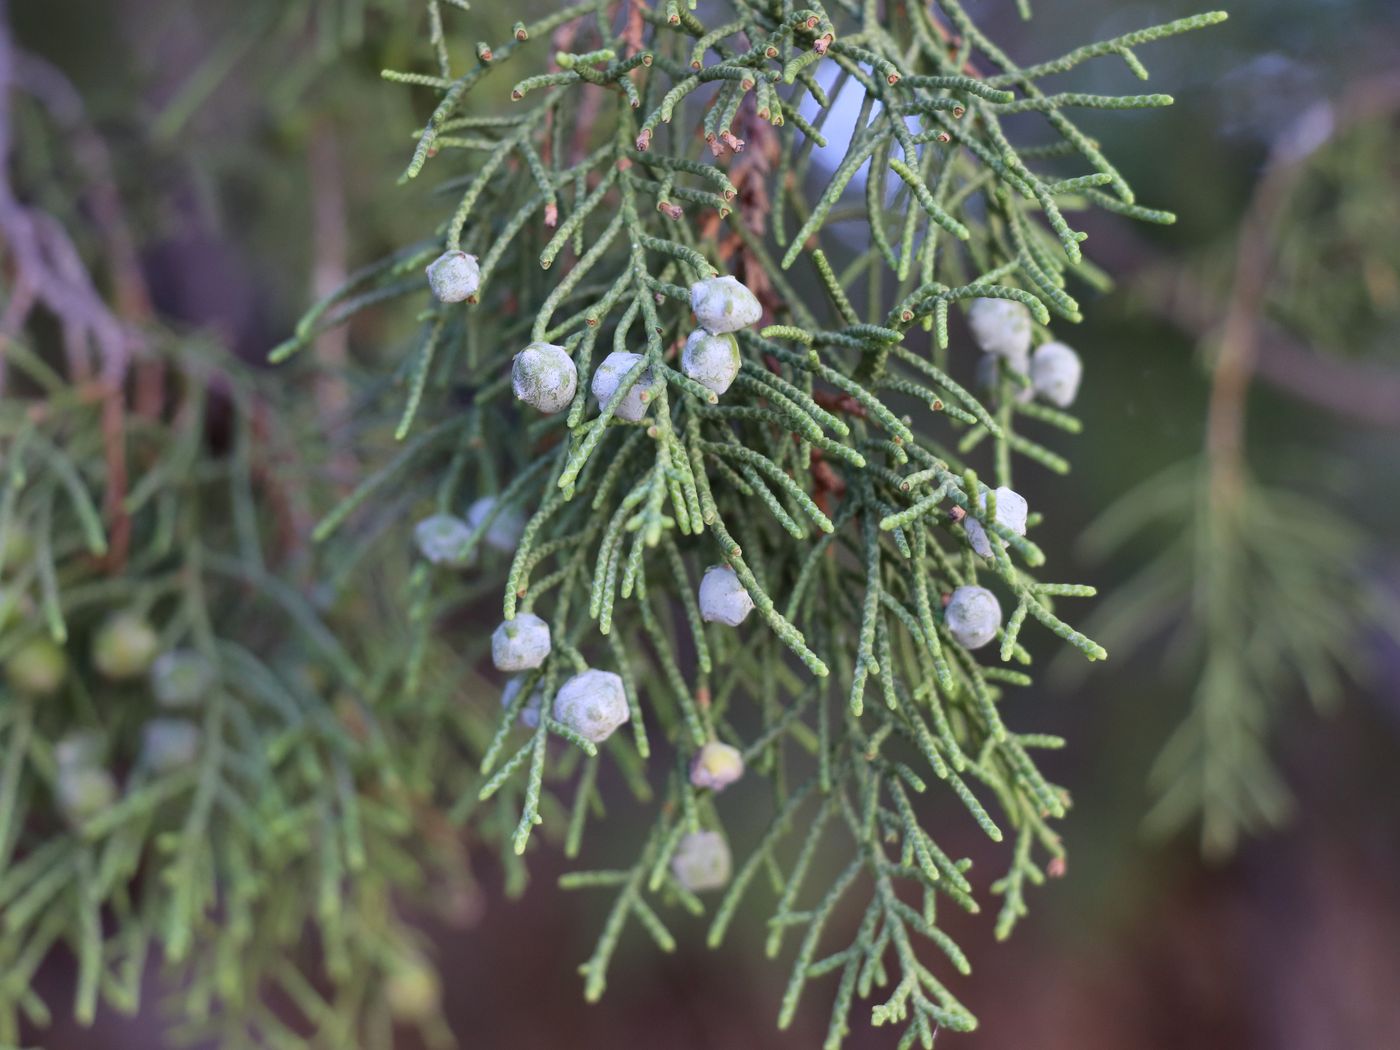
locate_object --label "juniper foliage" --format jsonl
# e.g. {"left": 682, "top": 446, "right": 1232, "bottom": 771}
{"left": 0, "top": 0, "right": 1234, "bottom": 1045}
{"left": 273, "top": 2, "right": 1225, "bottom": 1045}
{"left": 0, "top": 10, "right": 476, "bottom": 1045}
{"left": 1081, "top": 80, "right": 1400, "bottom": 859}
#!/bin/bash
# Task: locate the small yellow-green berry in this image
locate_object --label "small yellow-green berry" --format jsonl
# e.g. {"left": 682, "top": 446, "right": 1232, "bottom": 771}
{"left": 92, "top": 612, "right": 160, "bottom": 680}
{"left": 4, "top": 636, "right": 68, "bottom": 697}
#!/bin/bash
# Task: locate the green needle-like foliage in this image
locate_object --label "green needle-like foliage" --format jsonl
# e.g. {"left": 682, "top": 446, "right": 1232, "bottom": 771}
{"left": 0, "top": 22, "right": 488, "bottom": 1041}
{"left": 272, "top": 3, "right": 1225, "bottom": 1045}
{"left": 1082, "top": 86, "right": 1400, "bottom": 860}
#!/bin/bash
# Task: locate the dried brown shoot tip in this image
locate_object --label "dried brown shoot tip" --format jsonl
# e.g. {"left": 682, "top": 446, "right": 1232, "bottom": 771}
{"left": 515, "top": 28, "right": 528, "bottom": 41}
{"left": 707, "top": 136, "right": 725, "bottom": 158}
{"left": 887, "top": 72, "right": 901, "bottom": 85}
{"left": 720, "top": 130, "right": 745, "bottom": 153}
{"left": 544, "top": 203, "right": 559, "bottom": 227}
{"left": 667, "top": 12, "right": 680, "bottom": 25}
{"left": 741, "top": 77, "right": 755, "bottom": 91}
{"left": 765, "top": 45, "right": 779, "bottom": 58}
{"left": 641, "top": 54, "right": 653, "bottom": 66}
{"left": 937, "top": 131, "right": 951, "bottom": 143}
{"left": 948, "top": 505, "right": 966, "bottom": 523}
{"left": 691, "top": 60, "right": 703, "bottom": 71}
{"left": 511, "top": 89, "right": 524, "bottom": 101}
{"left": 812, "top": 33, "right": 834, "bottom": 55}
{"left": 757, "top": 106, "right": 770, "bottom": 121}
{"left": 1048, "top": 857, "right": 1067, "bottom": 878}
{"left": 658, "top": 200, "right": 684, "bottom": 219}
{"left": 952, "top": 104, "right": 965, "bottom": 118}
{"left": 931, "top": 399, "right": 944, "bottom": 411}
{"left": 635, "top": 128, "right": 652, "bottom": 151}
{"left": 804, "top": 16, "right": 819, "bottom": 28}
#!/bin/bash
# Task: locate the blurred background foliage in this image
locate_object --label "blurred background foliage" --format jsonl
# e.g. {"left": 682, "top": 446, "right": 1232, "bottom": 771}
{"left": 3, "top": 0, "right": 1399, "bottom": 1047}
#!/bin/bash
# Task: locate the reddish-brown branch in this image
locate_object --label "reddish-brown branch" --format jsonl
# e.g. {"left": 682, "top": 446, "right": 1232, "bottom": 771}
{"left": 1204, "top": 73, "right": 1400, "bottom": 510}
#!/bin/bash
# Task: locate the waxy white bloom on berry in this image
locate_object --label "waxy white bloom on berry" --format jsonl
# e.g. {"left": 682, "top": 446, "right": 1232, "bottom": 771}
{"left": 55, "top": 731, "right": 104, "bottom": 772}
{"left": 967, "top": 298, "right": 1033, "bottom": 365}
{"left": 983, "top": 487, "right": 1029, "bottom": 536}
{"left": 690, "top": 275, "right": 761, "bottom": 334}
{"left": 425, "top": 250, "right": 480, "bottom": 303}
{"left": 671, "top": 830, "right": 732, "bottom": 892}
{"left": 413, "top": 514, "right": 473, "bottom": 567}
{"left": 690, "top": 741, "right": 745, "bottom": 792}
{"left": 975, "top": 351, "right": 1033, "bottom": 403}
{"left": 1030, "top": 341, "right": 1083, "bottom": 408}
{"left": 553, "top": 669, "right": 629, "bottom": 743}
{"left": 141, "top": 719, "right": 202, "bottom": 773}
{"left": 681, "top": 329, "right": 741, "bottom": 396}
{"left": 491, "top": 613, "right": 551, "bottom": 672}
{"left": 466, "top": 497, "right": 525, "bottom": 553}
{"left": 501, "top": 677, "right": 544, "bottom": 729}
{"left": 512, "top": 341, "right": 577, "bottom": 413}
{"left": 699, "top": 565, "right": 754, "bottom": 626}
{"left": 590, "top": 351, "right": 652, "bottom": 422}
{"left": 963, "top": 485, "right": 1029, "bottom": 557}
{"left": 151, "top": 649, "right": 215, "bottom": 708}
{"left": 945, "top": 585, "right": 1003, "bottom": 649}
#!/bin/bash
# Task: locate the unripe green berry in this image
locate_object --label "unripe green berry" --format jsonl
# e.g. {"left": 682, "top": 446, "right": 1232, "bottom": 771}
{"left": 425, "top": 250, "right": 480, "bottom": 303}
{"left": 386, "top": 954, "right": 441, "bottom": 1022}
{"left": 512, "top": 342, "right": 577, "bottom": 414}
{"left": 56, "top": 766, "right": 117, "bottom": 824}
{"left": 590, "top": 351, "right": 652, "bottom": 422}
{"left": 4, "top": 636, "right": 68, "bottom": 697}
{"left": 491, "top": 613, "right": 551, "bottom": 672}
{"left": 0, "top": 526, "right": 33, "bottom": 574}
{"left": 690, "top": 741, "right": 744, "bottom": 792}
{"left": 92, "top": 612, "right": 160, "bottom": 681}
{"left": 681, "top": 329, "right": 741, "bottom": 396}
{"left": 0, "top": 585, "right": 28, "bottom": 633}
{"left": 689, "top": 275, "right": 761, "bottom": 334}
{"left": 553, "top": 669, "right": 629, "bottom": 743}
{"left": 698, "top": 565, "right": 754, "bottom": 626}
{"left": 671, "top": 830, "right": 731, "bottom": 892}
{"left": 945, "top": 585, "right": 1003, "bottom": 649}
{"left": 151, "top": 649, "right": 216, "bottom": 708}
